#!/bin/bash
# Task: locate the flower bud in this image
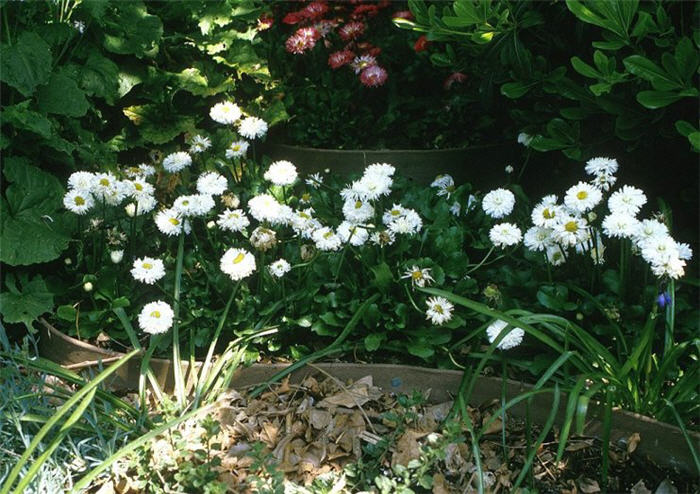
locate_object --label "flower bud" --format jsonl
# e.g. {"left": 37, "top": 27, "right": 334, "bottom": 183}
{"left": 83, "top": 282, "right": 94, "bottom": 292}
{"left": 64, "top": 258, "right": 72, "bottom": 266}
{"left": 207, "top": 221, "right": 216, "bottom": 229}
{"left": 110, "top": 250, "right": 124, "bottom": 264}
{"left": 125, "top": 203, "right": 136, "bottom": 217}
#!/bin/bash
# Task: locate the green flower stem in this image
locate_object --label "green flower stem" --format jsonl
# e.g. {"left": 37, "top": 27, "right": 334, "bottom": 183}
{"left": 664, "top": 279, "right": 676, "bottom": 357}
{"left": 466, "top": 246, "right": 495, "bottom": 275}
{"left": 172, "top": 232, "right": 186, "bottom": 407}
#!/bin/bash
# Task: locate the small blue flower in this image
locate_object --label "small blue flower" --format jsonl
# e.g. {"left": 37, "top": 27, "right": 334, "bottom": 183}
{"left": 657, "top": 292, "right": 671, "bottom": 308}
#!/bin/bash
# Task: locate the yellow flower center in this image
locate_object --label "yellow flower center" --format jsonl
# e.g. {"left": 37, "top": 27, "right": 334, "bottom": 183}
{"left": 543, "top": 208, "right": 555, "bottom": 219}
{"left": 576, "top": 191, "right": 588, "bottom": 200}
{"left": 323, "top": 231, "right": 333, "bottom": 239}
{"left": 391, "top": 209, "right": 400, "bottom": 216}
{"left": 135, "top": 183, "right": 143, "bottom": 191}
{"left": 411, "top": 271, "right": 423, "bottom": 280}
{"left": 233, "top": 253, "right": 245, "bottom": 264}
{"left": 142, "top": 263, "right": 153, "bottom": 269}
{"left": 302, "top": 193, "right": 311, "bottom": 202}
{"left": 182, "top": 200, "right": 189, "bottom": 206}
{"left": 299, "top": 212, "right": 310, "bottom": 219}
{"left": 232, "top": 145, "right": 240, "bottom": 151}
{"left": 169, "top": 218, "right": 180, "bottom": 226}
{"left": 565, "top": 221, "right": 578, "bottom": 233}
{"left": 355, "top": 201, "right": 363, "bottom": 209}
{"left": 434, "top": 305, "right": 443, "bottom": 314}
{"left": 151, "top": 310, "right": 161, "bottom": 318}
{"left": 99, "top": 178, "right": 109, "bottom": 186}
{"left": 74, "top": 196, "right": 85, "bottom": 206}
{"left": 446, "top": 185, "right": 455, "bottom": 192}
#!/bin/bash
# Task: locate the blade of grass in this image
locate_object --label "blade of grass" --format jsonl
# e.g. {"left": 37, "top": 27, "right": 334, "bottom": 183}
{"left": 664, "top": 399, "right": 700, "bottom": 475}
{"left": 601, "top": 389, "right": 613, "bottom": 487}
{"left": 556, "top": 376, "right": 587, "bottom": 461}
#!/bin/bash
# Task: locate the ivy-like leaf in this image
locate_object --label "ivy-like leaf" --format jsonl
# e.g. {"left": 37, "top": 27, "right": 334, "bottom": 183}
{"left": 0, "top": 31, "right": 52, "bottom": 96}
{"left": 0, "top": 273, "right": 54, "bottom": 330}
{"left": 2, "top": 101, "right": 53, "bottom": 138}
{"left": 37, "top": 70, "right": 90, "bottom": 117}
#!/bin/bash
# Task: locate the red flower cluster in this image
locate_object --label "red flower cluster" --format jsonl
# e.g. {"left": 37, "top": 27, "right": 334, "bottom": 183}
{"left": 278, "top": 1, "right": 391, "bottom": 88}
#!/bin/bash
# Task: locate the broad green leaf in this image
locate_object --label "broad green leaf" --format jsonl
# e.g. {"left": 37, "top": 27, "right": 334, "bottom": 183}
{"left": 370, "top": 262, "right": 393, "bottom": 293}
{"left": 674, "top": 37, "right": 700, "bottom": 82}
{"left": 37, "top": 71, "right": 89, "bottom": 117}
{"left": 500, "top": 81, "right": 534, "bottom": 99}
{"left": 2, "top": 101, "right": 53, "bottom": 138}
{"left": 0, "top": 157, "right": 71, "bottom": 266}
{"left": 123, "top": 104, "right": 195, "bottom": 144}
{"left": 0, "top": 273, "right": 53, "bottom": 329}
{"left": 636, "top": 90, "right": 683, "bottom": 109}
{"left": 570, "top": 57, "right": 600, "bottom": 79}
{"left": 102, "top": 2, "right": 163, "bottom": 57}
{"left": 623, "top": 55, "right": 682, "bottom": 91}
{"left": 80, "top": 51, "right": 120, "bottom": 103}
{"left": 0, "top": 32, "right": 52, "bottom": 96}
{"left": 364, "top": 333, "right": 383, "bottom": 352}
{"left": 406, "top": 340, "right": 435, "bottom": 359}
{"left": 453, "top": 0, "right": 482, "bottom": 24}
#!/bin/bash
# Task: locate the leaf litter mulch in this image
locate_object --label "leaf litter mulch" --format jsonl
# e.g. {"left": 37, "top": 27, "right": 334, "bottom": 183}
{"left": 105, "top": 369, "right": 697, "bottom": 493}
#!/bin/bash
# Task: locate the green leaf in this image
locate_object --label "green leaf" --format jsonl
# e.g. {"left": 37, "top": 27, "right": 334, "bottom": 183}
{"left": 623, "top": 55, "right": 682, "bottom": 91}
{"left": 570, "top": 57, "right": 600, "bottom": 79}
{"left": 406, "top": 340, "right": 434, "bottom": 359}
{"left": 80, "top": 51, "right": 120, "bottom": 103}
{"left": 370, "top": 262, "right": 393, "bottom": 293}
{"left": 101, "top": 2, "right": 163, "bottom": 57}
{"left": 0, "top": 273, "right": 53, "bottom": 329}
{"left": 123, "top": 104, "right": 195, "bottom": 144}
{"left": 364, "top": 333, "right": 383, "bottom": 352}
{"left": 37, "top": 70, "right": 89, "bottom": 117}
{"left": 636, "top": 90, "right": 683, "bottom": 109}
{"left": 361, "top": 303, "right": 381, "bottom": 329}
{"left": 500, "top": 81, "right": 535, "bottom": 99}
{"left": 0, "top": 31, "right": 52, "bottom": 96}
{"left": 2, "top": 101, "right": 53, "bottom": 138}
{"left": 0, "top": 157, "right": 71, "bottom": 266}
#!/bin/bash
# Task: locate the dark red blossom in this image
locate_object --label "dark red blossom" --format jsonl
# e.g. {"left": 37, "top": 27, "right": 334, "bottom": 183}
{"left": 338, "top": 21, "right": 365, "bottom": 41}
{"left": 392, "top": 10, "right": 414, "bottom": 21}
{"left": 414, "top": 35, "right": 430, "bottom": 52}
{"left": 328, "top": 50, "right": 355, "bottom": 69}
{"left": 360, "top": 65, "right": 388, "bottom": 87}
{"left": 285, "top": 27, "right": 320, "bottom": 54}
{"left": 352, "top": 4, "right": 379, "bottom": 19}
{"left": 443, "top": 72, "right": 468, "bottom": 90}
{"left": 257, "top": 13, "right": 274, "bottom": 30}
{"left": 282, "top": 11, "right": 304, "bottom": 25}
{"left": 302, "top": 2, "right": 328, "bottom": 20}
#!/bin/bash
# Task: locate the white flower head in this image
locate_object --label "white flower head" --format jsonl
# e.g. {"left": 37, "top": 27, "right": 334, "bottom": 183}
{"left": 585, "top": 157, "right": 618, "bottom": 176}
{"left": 248, "top": 194, "right": 283, "bottom": 223}
{"left": 486, "top": 320, "right": 524, "bottom": 350}
{"left": 431, "top": 174, "right": 455, "bottom": 198}
{"left": 217, "top": 208, "right": 250, "bottom": 232}
{"left": 382, "top": 204, "right": 408, "bottom": 225}
{"left": 126, "top": 178, "right": 155, "bottom": 200}
{"left": 602, "top": 213, "right": 639, "bottom": 239}
{"left": 238, "top": 116, "right": 268, "bottom": 140}
{"left": 633, "top": 219, "right": 669, "bottom": 247}
{"left": 426, "top": 297, "right": 454, "bottom": 326}
{"left": 676, "top": 242, "right": 693, "bottom": 261}
{"left": 67, "top": 171, "right": 96, "bottom": 192}
{"left": 312, "top": 227, "right": 342, "bottom": 251}
{"left": 482, "top": 188, "right": 515, "bottom": 219}
{"left": 173, "top": 194, "right": 215, "bottom": 217}
{"left": 553, "top": 215, "right": 589, "bottom": 246}
{"left": 250, "top": 226, "right": 277, "bottom": 251}
{"left": 138, "top": 164, "right": 156, "bottom": 177}
{"left": 364, "top": 163, "right": 395, "bottom": 178}
{"left": 197, "top": 172, "right": 228, "bottom": 196}
{"left": 155, "top": 208, "right": 184, "bottom": 236}
{"left": 64, "top": 189, "right": 94, "bottom": 215}
{"left": 401, "top": 266, "right": 434, "bottom": 288}
{"left": 650, "top": 256, "right": 686, "bottom": 279}
{"left": 387, "top": 209, "right": 422, "bottom": 235}
{"left": 337, "top": 221, "right": 369, "bottom": 246}
{"left": 268, "top": 259, "right": 291, "bottom": 278}
{"left": 189, "top": 135, "right": 212, "bottom": 154}
{"left": 210, "top": 101, "right": 242, "bottom": 125}
{"left": 517, "top": 132, "right": 533, "bottom": 146}
{"left": 162, "top": 152, "right": 192, "bottom": 173}
{"left": 449, "top": 202, "right": 461, "bottom": 216}
{"left": 354, "top": 174, "right": 393, "bottom": 201}
{"left": 546, "top": 245, "right": 566, "bottom": 266}
{"left": 290, "top": 208, "right": 318, "bottom": 237}
{"left": 225, "top": 140, "right": 250, "bottom": 159}
{"left": 131, "top": 257, "right": 166, "bottom": 285}
{"left": 641, "top": 235, "right": 680, "bottom": 266}
{"left": 523, "top": 226, "right": 552, "bottom": 252}
{"left": 531, "top": 202, "right": 563, "bottom": 228}
{"left": 591, "top": 172, "right": 617, "bottom": 192}
{"left": 264, "top": 160, "right": 298, "bottom": 186}
{"left": 564, "top": 181, "right": 602, "bottom": 213}
{"left": 608, "top": 185, "right": 646, "bottom": 216}
{"left": 343, "top": 198, "right": 374, "bottom": 224}
{"left": 110, "top": 250, "right": 124, "bottom": 264}
{"left": 220, "top": 248, "right": 256, "bottom": 280}
{"left": 489, "top": 223, "right": 522, "bottom": 248}
{"left": 305, "top": 172, "right": 324, "bottom": 188}
{"left": 370, "top": 229, "right": 396, "bottom": 247}
{"left": 138, "top": 301, "right": 174, "bottom": 335}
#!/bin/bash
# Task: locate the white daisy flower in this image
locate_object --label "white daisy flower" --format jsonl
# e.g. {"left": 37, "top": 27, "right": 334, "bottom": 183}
{"left": 264, "top": 160, "right": 298, "bottom": 186}
{"left": 305, "top": 172, "right": 324, "bottom": 188}
{"left": 129, "top": 194, "right": 157, "bottom": 216}
{"left": 370, "top": 229, "right": 396, "bottom": 247}
{"left": 173, "top": 194, "right": 215, "bottom": 217}
{"left": 162, "top": 152, "right": 192, "bottom": 173}
{"left": 401, "top": 266, "right": 434, "bottom": 288}
{"left": 238, "top": 116, "right": 268, "bottom": 139}
{"left": 217, "top": 209, "right": 250, "bottom": 232}
{"left": 426, "top": 297, "right": 454, "bottom": 326}
{"left": 650, "top": 256, "right": 686, "bottom": 279}
{"left": 676, "top": 242, "right": 693, "bottom": 261}
{"left": 585, "top": 157, "right": 619, "bottom": 176}
{"left": 343, "top": 198, "right": 374, "bottom": 224}
{"left": 138, "top": 301, "right": 174, "bottom": 335}
{"left": 250, "top": 226, "right": 277, "bottom": 251}
{"left": 633, "top": 219, "right": 668, "bottom": 247}
{"left": 290, "top": 208, "right": 318, "bottom": 237}
{"left": 546, "top": 245, "right": 566, "bottom": 266}
{"left": 482, "top": 188, "right": 515, "bottom": 219}
{"left": 486, "top": 319, "right": 524, "bottom": 350}
{"left": 532, "top": 201, "right": 564, "bottom": 227}
{"left": 505, "top": 165, "right": 514, "bottom": 174}
{"left": 189, "top": 135, "right": 212, "bottom": 154}
{"left": 210, "top": 101, "right": 242, "bottom": 125}
{"left": 337, "top": 221, "right": 369, "bottom": 246}
{"left": 449, "top": 202, "right": 461, "bottom": 216}
{"left": 155, "top": 208, "right": 184, "bottom": 236}
{"left": 67, "top": 171, "right": 96, "bottom": 192}
{"left": 248, "top": 194, "right": 283, "bottom": 223}
{"left": 430, "top": 174, "right": 455, "bottom": 198}
{"left": 602, "top": 213, "right": 639, "bottom": 239}
{"left": 564, "top": 181, "right": 602, "bottom": 213}
{"left": 138, "top": 164, "right": 156, "bottom": 177}
{"left": 382, "top": 204, "right": 408, "bottom": 225}
{"left": 523, "top": 226, "right": 552, "bottom": 252}
{"left": 489, "top": 223, "right": 522, "bottom": 248}
{"left": 92, "top": 172, "right": 119, "bottom": 200}
{"left": 220, "top": 248, "right": 256, "bottom": 281}
{"left": 388, "top": 210, "right": 422, "bottom": 235}
{"left": 126, "top": 178, "right": 155, "bottom": 200}
{"left": 225, "top": 140, "right": 250, "bottom": 159}
{"left": 98, "top": 179, "right": 129, "bottom": 206}
{"left": 131, "top": 257, "right": 166, "bottom": 285}
{"left": 641, "top": 235, "right": 680, "bottom": 266}
{"left": 364, "top": 163, "right": 395, "bottom": 178}
{"left": 197, "top": 172, "right": 228, "bottom": 196}
{"left": 63, "top": 189, "right": 94, "bottom": 215}
{"left": 552, "top": 215, "right": 589, "bottom": 246}
{"left": 608, "top": 185, "right": 646, "bottom": 216}
{"left": 354, "top": 174, "right": 393, "bottom": 201}
{"left": 517, "top": 132, "right": 533, "bottom": 146}
{"left": 591, "top": 172, "right": 617, "bottom": 192}
{"left": 312, "top": 227, "right": 342, "bottom": 251}
{"left": 268, "top": 259, "right": 291, "bottom": 278}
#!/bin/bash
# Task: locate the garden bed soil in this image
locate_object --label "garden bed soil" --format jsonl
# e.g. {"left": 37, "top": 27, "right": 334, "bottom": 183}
{"left": 260, "top": 142, "right": 521, "bottom": 186}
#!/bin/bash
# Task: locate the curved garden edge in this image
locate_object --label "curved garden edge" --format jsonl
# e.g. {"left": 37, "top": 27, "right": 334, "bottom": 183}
{"left": 260, "top": 141, "right": 521, "bottom": 187}
{"left": 38, "top": 319, "right": 699, "bottom": 475}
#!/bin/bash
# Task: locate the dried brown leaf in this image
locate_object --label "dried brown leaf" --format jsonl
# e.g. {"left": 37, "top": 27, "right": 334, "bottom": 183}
{"left": 627, "top": 432, "right": 641, "bottom": 454}
{"left": 630, "top": 479, "right": 652, "bottom": 494}
{"left": 578, "top": 477, "right": 601, "bottom": 493}
{"left": 392, "top": 430, "right": 426, "bottom": 467}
